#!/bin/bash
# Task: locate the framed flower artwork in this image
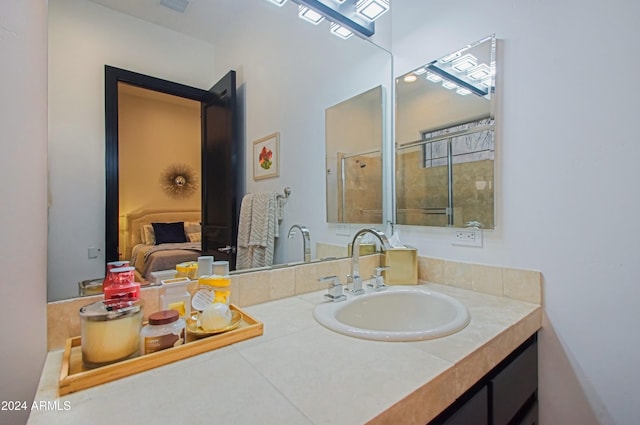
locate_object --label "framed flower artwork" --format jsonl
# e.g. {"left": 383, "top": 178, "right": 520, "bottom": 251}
{"left": 252, "top": 132, "right": 280, "bottom": 180}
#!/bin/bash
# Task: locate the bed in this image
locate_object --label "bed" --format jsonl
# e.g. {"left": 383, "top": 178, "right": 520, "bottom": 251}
{"left": 125, "top": 209, "right": 202, "bottom": 282}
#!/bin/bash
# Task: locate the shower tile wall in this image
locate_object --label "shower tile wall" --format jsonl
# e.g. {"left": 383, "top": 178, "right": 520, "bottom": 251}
{"left": 341, "top": 154, "right": 383, "bottom": 223}
{"left": 396, "top": 151, "right": 494, "bottom": 227}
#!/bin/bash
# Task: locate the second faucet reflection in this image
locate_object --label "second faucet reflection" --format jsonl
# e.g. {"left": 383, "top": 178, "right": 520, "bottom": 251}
{"left": 288, "top": 224, "right": 311, "bottom": 263}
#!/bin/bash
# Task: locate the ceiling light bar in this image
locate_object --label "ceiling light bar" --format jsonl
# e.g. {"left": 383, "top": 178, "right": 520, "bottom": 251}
{"left": 425, "top": 72, "right": 443, "bottom": 83}
{"left": 451, "top": 54, "right": 478, "bottom": 72}
{"left": 298, "top": 5, "right": 325, "bottom": 24}
{"left": 356, "top": 0, "right": 389, "bottom": 21}
{"left": 426, "top": 64, "right": 488, "bottom": 97}
{"left": 265, "top": 0, "right": 288, "bottom": 6}
{"left": 293, "top": 0, "right": 375, "bottom": 37}
{"left": 467, "top": 64, "right": 491, "bottom": 80}
{"left": 456, "top": 88, "right": 472, "bottom": 96}
{"left": 442, "top": 81, "right": 458, "bottom": 90}
{"left": 330, "top": 22, "right": 354, "bottom": 39}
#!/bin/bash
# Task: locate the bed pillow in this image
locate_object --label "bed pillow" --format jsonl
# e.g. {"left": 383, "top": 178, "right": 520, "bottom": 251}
{"left": 141, "top": 224, "right": 155, "bottom": 245}
{"left": 188, "top": 232, "right": 202, "bottom": 243}
{"left": 184, "top": 221, "right": 201, "bottom": 239}
{"left": 152, "top": 222, "right": 187, "bottom": 245}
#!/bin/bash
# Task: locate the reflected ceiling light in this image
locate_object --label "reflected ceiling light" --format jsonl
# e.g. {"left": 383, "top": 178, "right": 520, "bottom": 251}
{"left": 480, "top": 78, "right": 493, "bottom": 88}
{"left": 265, "top": 0, "right": 287, "bottom": 6}
{"left": 298, "top": 5, "right": 325, "bottom": 25}
{"left": 442, "top": 81, "right": 458, "bottom": 90}
{"left": 425, "top": 72, "right": 443, "bottom": 83}
{"left": 439, "top": 51, "right": 462, "bottom": 64}
{"left": 467, "top": 64, "right": 491, "bottom": 80}
{"left": 456, "top": 87, "right": 472, "bottom": 96}
{"left": 413, "top": 67, "right": 427, "bottom": 75}
{"left": 451, "top": 54, "right": 478, "bottom": 72}
{"left": 356, "top": 0, "right": 389, "bottom": 21}
{"left": 330, "top": 22, "right": 354, "bottom": 39}
{"left": 403, "top": 74, "right": 418, "bottom": 83}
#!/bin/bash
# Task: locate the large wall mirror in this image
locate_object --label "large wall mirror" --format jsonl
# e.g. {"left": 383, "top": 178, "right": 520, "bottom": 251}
{"left": 395, "top": 35, "right": 496, "bottom": 229}
{"left": 47, "top": 0, "right": 392, "bottom": 301}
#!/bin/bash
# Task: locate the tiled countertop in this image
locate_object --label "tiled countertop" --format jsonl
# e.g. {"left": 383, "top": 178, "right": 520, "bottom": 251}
{"left": 29, "top": 282, "right": 541, "bottom": 425}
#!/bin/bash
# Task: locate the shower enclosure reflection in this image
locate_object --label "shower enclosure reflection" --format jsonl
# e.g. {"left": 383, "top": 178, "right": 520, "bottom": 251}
{"left": 326, "top": 86, "right": 384, "bottom": 224}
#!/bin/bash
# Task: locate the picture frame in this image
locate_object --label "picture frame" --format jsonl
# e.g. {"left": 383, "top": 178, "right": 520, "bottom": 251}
{"left": 252, "top": 132, "right": 280, "bottom": 180}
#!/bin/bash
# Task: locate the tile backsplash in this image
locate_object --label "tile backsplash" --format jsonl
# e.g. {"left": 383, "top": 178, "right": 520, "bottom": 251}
{"left": 47, "top": 254, "right": 541, "bottom": 350}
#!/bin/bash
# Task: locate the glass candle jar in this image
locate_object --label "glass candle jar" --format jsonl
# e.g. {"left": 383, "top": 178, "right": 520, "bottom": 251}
{"left": 103, "top": 266, "right": 140, "bottom": 301}
{"left": 80, "top": 300, "right": 142, "bottom": 368}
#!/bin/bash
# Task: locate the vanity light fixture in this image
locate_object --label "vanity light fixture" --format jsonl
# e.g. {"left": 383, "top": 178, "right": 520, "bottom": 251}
{"left": 425, "top": 72, "right": 443, "bottom": 83}
{"left": 439, "top": 51, "right": 462, "bottom": 64}
{"left": 451, "top": 54, "right": 478, "bottom": 72}
{"left": 299, "top": 5, "right": 325, "bottom": 24}
{"left": 356, "top": 0, "right": 390, "bottom": 21}
{"left": 467, "top": 64, "right": 491, "bottom": 80}
{"left": 480, "top": 78, "right": 493, "bottom": 88}
{"left": 330, "top": 22, "right": 354, "bottom": 39}
{"left": 442, "top": 81, "right": 458, "bottom": 90}
{"left": 265, "top": 0, "right": 388, "bottom": 38}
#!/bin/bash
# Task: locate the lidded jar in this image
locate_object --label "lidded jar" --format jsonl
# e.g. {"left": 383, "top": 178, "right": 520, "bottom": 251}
{"left": 103, "top": 266, "right": 140, "bottom": 301}
{"left": 80, "top": 299, "right": 142, "bottom": 368}
{"left": 140, "top": 310, "right": 186, "bottom": 355}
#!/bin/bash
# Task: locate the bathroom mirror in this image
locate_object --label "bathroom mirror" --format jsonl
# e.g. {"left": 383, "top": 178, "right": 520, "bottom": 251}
{"left": 395, "top": 35, "right": 496, "bottom": 228}
{"left": 47, "top": 0, "right": 392, "bottom": 301}
{"left": 325, "top": 86, "right": 384, "bottom": 224}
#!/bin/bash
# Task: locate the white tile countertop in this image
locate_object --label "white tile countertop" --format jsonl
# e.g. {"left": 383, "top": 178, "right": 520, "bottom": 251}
{"left": 28, "top": 282, "right": 541, "bottom": 425}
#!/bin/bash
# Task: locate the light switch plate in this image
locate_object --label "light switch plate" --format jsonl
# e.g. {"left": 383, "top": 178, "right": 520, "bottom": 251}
{"left": 88, "top": 247, "right": 100, "bottom": 259}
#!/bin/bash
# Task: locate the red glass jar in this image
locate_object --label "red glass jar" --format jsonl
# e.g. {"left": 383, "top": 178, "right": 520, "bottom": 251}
{"left": 103, "top": 266, "right": 140, "bottom": 301}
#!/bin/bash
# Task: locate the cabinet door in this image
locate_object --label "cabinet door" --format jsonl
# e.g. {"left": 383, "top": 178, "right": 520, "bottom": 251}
{"left": 441, "top": 386, "right": 488, "bottom": 425}
{"left": 489, "top": 341, "right": 538, "bottom": 425}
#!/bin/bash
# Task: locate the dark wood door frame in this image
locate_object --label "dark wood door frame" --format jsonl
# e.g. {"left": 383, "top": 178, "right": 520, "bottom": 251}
{"left": 104, "top": 65, "right": 212, "bottom": 263}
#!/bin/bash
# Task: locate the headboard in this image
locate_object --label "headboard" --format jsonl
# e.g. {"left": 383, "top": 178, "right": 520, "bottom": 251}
{"left": 123, "top": 209, "right": 201, "bottom": 259}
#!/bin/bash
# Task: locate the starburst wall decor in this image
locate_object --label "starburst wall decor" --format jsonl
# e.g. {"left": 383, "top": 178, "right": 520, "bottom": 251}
{"left": 160, "top": 164, "right": 199, "bottom": 199}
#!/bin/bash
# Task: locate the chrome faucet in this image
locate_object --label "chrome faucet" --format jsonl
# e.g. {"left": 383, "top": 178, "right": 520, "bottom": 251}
{"left": 348, "top": 228, "right": 392, "bottom": 295}
{"left": 288, "top": 224, "right": 311, "bottom": 263}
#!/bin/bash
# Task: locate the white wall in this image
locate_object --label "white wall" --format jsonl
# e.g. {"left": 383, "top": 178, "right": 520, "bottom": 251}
{"left": 0, "top": 1, "right": 48, "bottom": 424}
{"left": 206, "top": 1, "right": 393, "bottom": 265}
{"left": 47, "top": 0, "right": 218, "bottom": 300}
{"left": 392, "top": 1, "right": 640, "bottom": 424}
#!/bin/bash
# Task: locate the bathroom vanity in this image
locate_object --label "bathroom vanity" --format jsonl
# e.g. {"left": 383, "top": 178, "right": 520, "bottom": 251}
{"left": 30, "top": 280, "right": 540, "bottom": 425}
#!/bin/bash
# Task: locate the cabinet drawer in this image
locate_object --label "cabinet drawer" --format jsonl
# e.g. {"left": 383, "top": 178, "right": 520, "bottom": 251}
{"left": 516, "top": 400, "right": 538, "bottom": 425}
{"left": 441, "top": 386, "right": 488, "bottom": 425}
{"left": 489, "top": 341, "right": 538, "bottom": 425}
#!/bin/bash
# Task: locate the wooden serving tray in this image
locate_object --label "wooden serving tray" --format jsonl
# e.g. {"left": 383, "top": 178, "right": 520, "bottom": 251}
{"left": 58, "top": 304, "right": 263, "bottom": 395}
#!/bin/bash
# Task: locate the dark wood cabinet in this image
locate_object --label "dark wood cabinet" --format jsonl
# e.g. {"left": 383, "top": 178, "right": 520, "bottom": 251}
{"left": 430, "top": 334, "right": 538, "bottom": 425}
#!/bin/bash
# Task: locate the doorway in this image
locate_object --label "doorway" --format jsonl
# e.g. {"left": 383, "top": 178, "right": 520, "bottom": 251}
{"left": 104, "top": 66, "right": 240, "bottom": 269}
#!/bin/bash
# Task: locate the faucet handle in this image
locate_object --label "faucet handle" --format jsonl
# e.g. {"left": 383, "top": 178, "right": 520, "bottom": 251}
{"left": 345, "top": 274, "right": 364, "bottom": 295}
{"left": 318, "top": 276, "right": 346, "bottom": 302}
{"left": 368, "top": 267, "right": 389, "bottom": 291}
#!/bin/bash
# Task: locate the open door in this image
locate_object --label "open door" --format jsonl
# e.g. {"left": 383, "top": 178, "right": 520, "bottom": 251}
{"left": 201, "top": 70, "right": 240, "bottom": 270}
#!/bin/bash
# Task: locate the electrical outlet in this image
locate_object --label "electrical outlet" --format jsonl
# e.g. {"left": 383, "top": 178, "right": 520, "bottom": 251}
{"left": 452, "top": 229, "right": 483, "bottom": 247}
{"left": 335, "top": 224, "right": 350, "bottom": 236}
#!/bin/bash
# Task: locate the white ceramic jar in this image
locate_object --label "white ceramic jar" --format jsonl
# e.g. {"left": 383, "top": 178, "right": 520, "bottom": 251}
{"left": 140, "top": 310, "right": 186, "bottom": 355}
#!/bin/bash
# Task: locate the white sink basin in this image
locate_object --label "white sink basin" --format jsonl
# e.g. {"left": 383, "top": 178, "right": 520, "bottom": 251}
{"left": 313, "top": 286, "right": 470, "bottom": 341}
